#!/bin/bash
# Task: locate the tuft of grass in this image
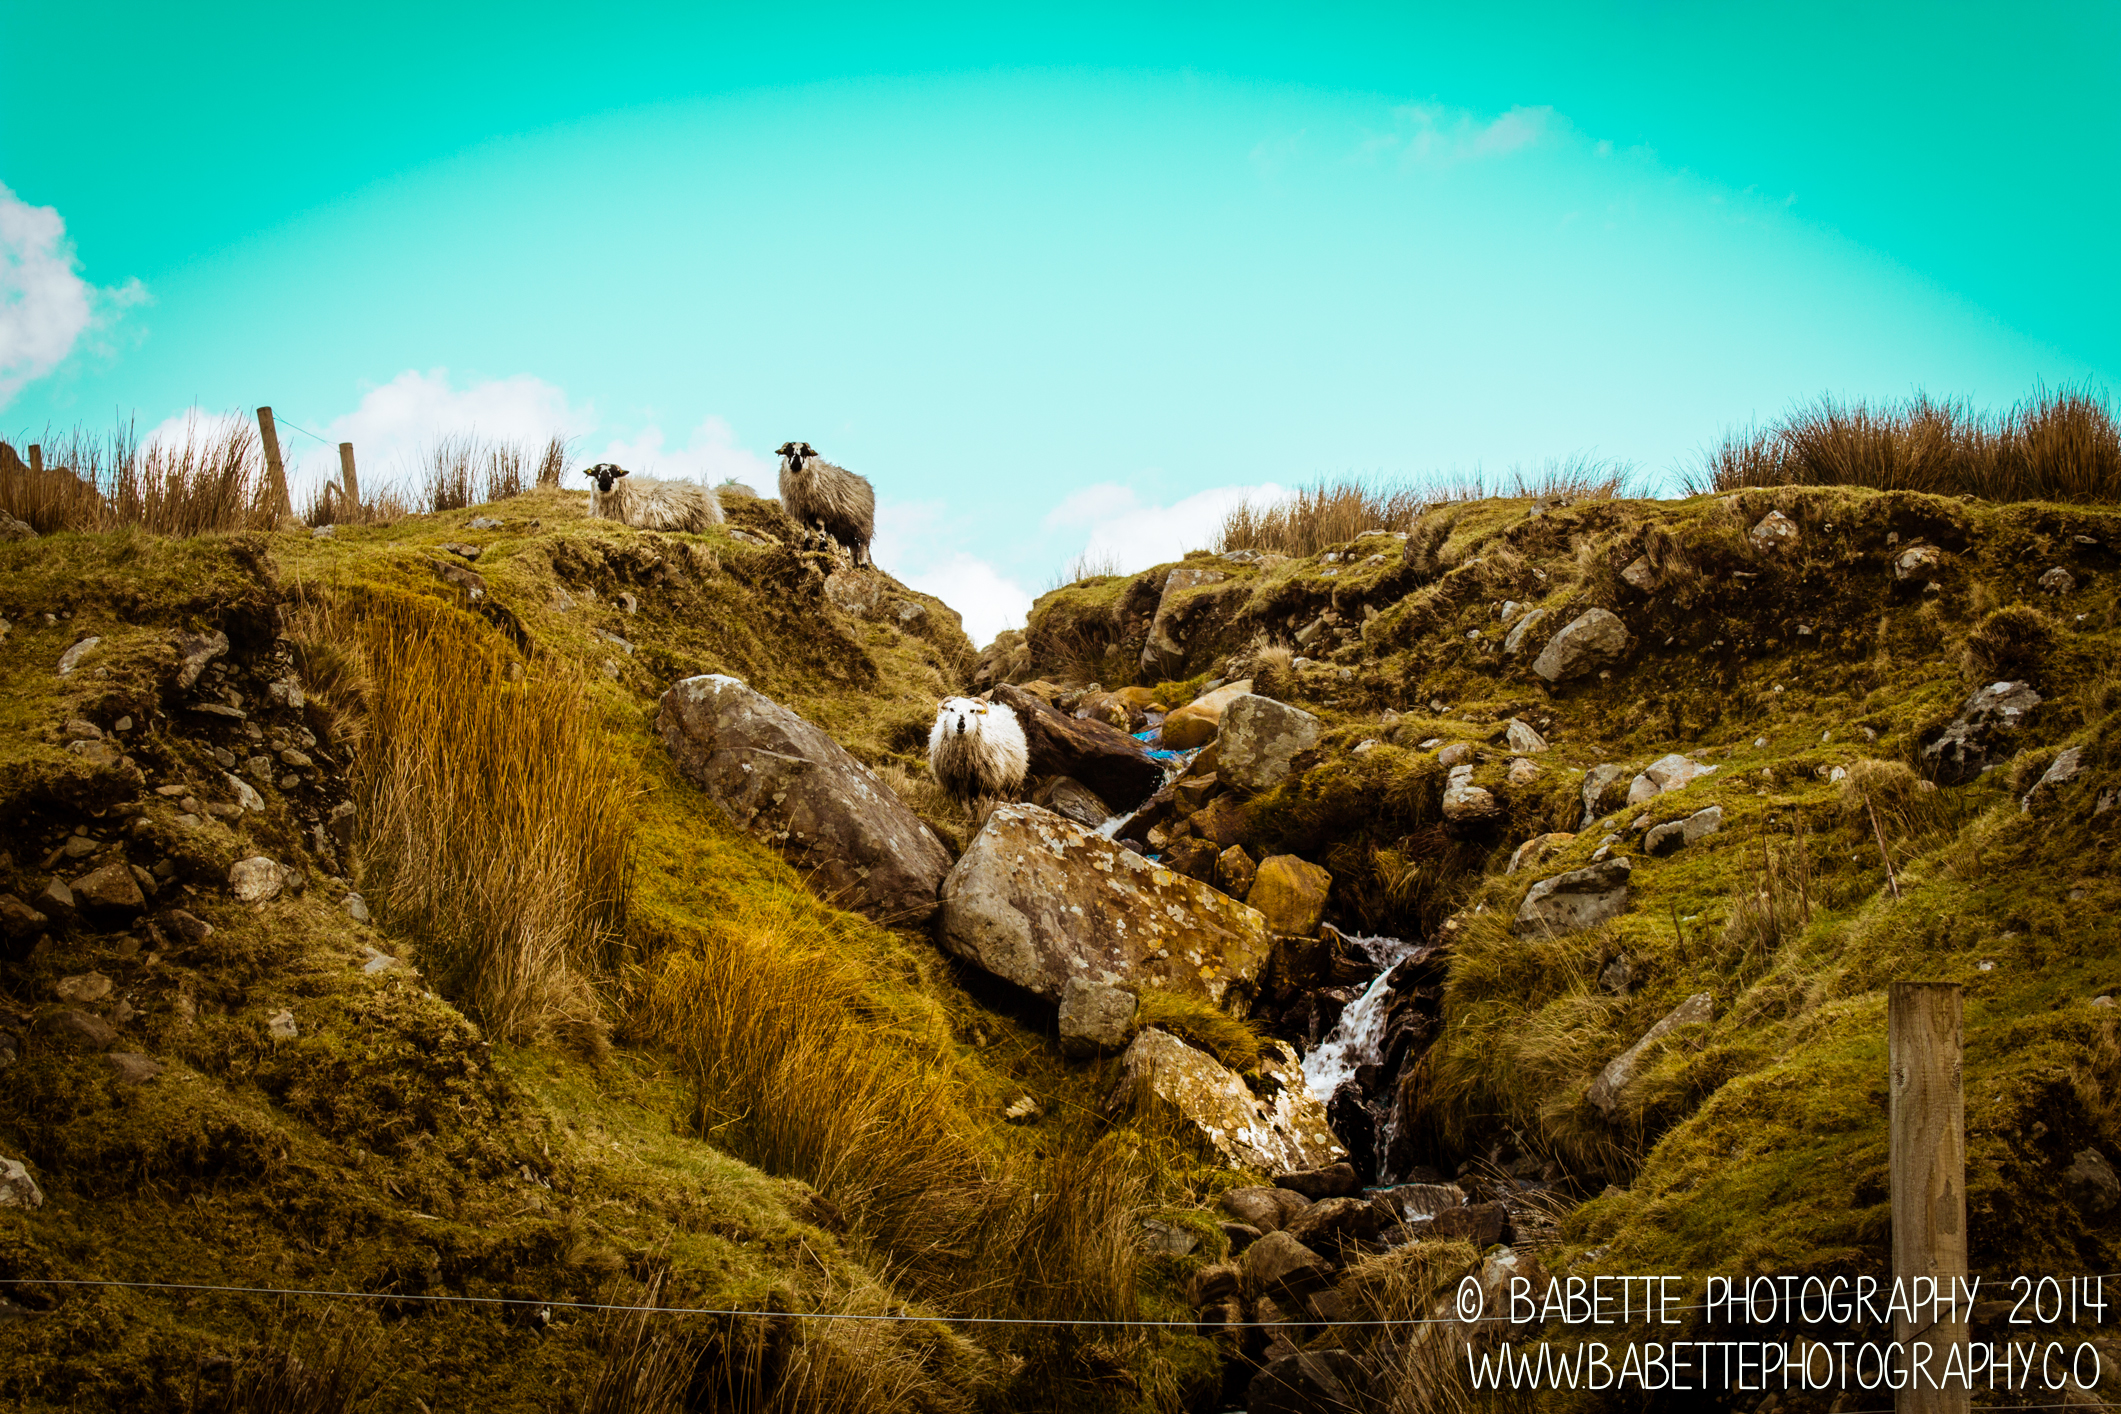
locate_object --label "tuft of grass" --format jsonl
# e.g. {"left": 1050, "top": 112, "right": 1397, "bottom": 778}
{"left": 1215, "top": 461, "right": 1636, "bottom": 559}
{"left": 206, "top": 1306, "right": 380, "bottom": 1414}
{"left": 1962, "top": 603, "right": 2059, "bottom": 685}
{"left": 326, "top": 593, "right": 637, "bottom": 1042}
{"left": 420, "top": 433, "right": 556, "bottom": 512}
{"left": 1132, "top": 995, "right": 1264, "bottom": 1072}
{"left": 3, "top": 415, "right": 274, "bottom": 535}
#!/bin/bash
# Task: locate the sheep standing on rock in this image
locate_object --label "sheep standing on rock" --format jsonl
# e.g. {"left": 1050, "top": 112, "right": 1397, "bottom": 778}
{"left": 583, "top": 463, "right": 724, "bottom": 532}
{"left": 928, "top": 696, "right": 1029, "bottom": 805}
{"left": 776, "top": 442, "right": 876, "bottom": 567}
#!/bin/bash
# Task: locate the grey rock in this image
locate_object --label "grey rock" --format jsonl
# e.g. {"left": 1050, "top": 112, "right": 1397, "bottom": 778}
{"left": 266, "top": 1008, "right": 298, "bottom": 1041}
{"left": 1218, "top": 696, "right": 1323, "bottom": 793}
{"left": 71, "top": 863, "right": 145, "bottom": 914}
{"left": 1502, "top": 607, "right": 1547, "bottom": 657}
{"left": 1620, "top": 556, "right": 1658, "bottom": 591}
{"left": 1058, "top": 977, "right": 1138, "bottom": 1056}
{"left": 173, "top": 630, "right": 230, "bottom": 689}
{"left": 40, "top": 1009, "right": 116, "bottom": 1049}
{"left": 53, "top": 972, "right": 112, "bottom": 1004}
{"left": 1221, "top": 1185, "right": 1312, "bottom": 1232}
{"left": 1140, "top": 564, "right": 1229, "bottom": 678}
{"left": 229, "top": 856, "right": 286, "bottom": 903}
{"left": 1106, "top": 1029, "right": 1343, "bottom": 1172}
{"left": 944, "top": 805, "right": 1270, "bottom": 1008}
{"left": 1513, "top": 858, "right": 1632, "bottom": 937}
{"left": 1504, "top": 718, "right": 1548, "bottom": 754}
{"left": 1436, "top": 741, "right": 1474, "bottom": 769}
{"left": 657, "top": 674, "right": 952, "bottom": 925}
{"left": 1643, "top": 806, "right": 1725, "bottom": 857}
{"left": 2021, "top": 747, "right": 2084, "bottom": 814}
{"left": 2063, "top": 1148, "right": 2120, "bottom": 1215}
{"left": 1895, "top": 543, "right": 1944, "bottom": 580}
{"left": 37, "top": 879, "right": 75, "bottom": 913}
{"left": 2040, "top": 566, "right": 2076, "bottom": 594}
{"left": 344, "top": 893, "right": 371, "bottom": 924}
{"left": 166, "top": 909, "right": 213, "bottom": 943}
{"left": 1586, "top": 992, "right": 1714, "bottom": 1117}
{"left": 1139, "top": 1218, "right": 1199, "bottom": 1255}
{"left": 1749, "top": 510, "right": 1800, "bottom": 555}
{"left": 56, "top": 636, "right": 102, "bottom": 677}
{"left": 1600, "top": 955, "right": 1634, "bottom": 995}
{"left": 225, "top": 773, "right": 265, "bottom": 812}
{"left": 0, "top": 1157, "right": 43, "bottom": 1209}
{"left": 1442, "top": 764, "right": 1499, "bottom": 824}
{"left": 1627, "top": 752, "right": 1716, "bottom": 804}
{"left": 1581, "top": 763, "right": 1629, "bottom": 826}
{"left": 1002, "top": 1095, "right": 1041, "bottom": 1124}
{"left": 1034, "top": 776, "right": 1113, "bottom": 829}
{"left": 0, "top": 893, "right": 48, "bottom": 939}
{"left": 1531, "top": 608, "right": 1628, "bottom": 682}
{"left": 1924, "top": 681, "right": 2041, "bottom": 787}
{"left": 64, "top": 718, "right": 103, "bottom": 740}
{"left": 104, "top": 1052, "right": 164, "bottom": 1084}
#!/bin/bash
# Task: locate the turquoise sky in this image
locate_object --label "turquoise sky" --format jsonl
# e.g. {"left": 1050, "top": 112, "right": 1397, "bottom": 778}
{"left": 4, "top": 3, "right": 2115, "bottom": 642}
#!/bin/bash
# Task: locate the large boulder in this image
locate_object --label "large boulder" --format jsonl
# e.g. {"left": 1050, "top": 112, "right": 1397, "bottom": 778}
{"left": 1924, "top": 681, "right": 2042, "bottom": 786}
{"left": 1512, "top": 857, "right": 1631, "bottom": 937}
{"left": 1106, "top": 1028, "right": 1345, "bottom": 1172}
{"left": 1247, "top": 856, "right": 1332, "bottom": 937}
{"left": 1220, "top": 696, "right": 1323, "bottom": 792}
{"left": 1626, "top": 752, "right": 1716, "bottom": 805}
{"left": 990, "top": 682, "right": 1163, "bottom": 811}
{"left": 1530, "top": 608, "right": 1628, "bottom": 682}
{"left": 657, "top": 675, "right": 952, "bottom": 925}
{"left": 940, "top": 804, "right": 1271, "bottom": 1007}
{"left": 1160, "top": 678, "right": 1255, "bottom": 750}
{"left": 1140, "top": 565, "right": 1231, "bottom": 678}
{"left": 1643, "top": 806, "right": 1724, "bottom": 856}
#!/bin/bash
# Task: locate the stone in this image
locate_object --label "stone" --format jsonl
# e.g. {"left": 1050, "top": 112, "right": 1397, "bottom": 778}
{"left": 943, "top": 804, "right": 1269, "bottom": 1006}
{"left": 1643, "top": 806, "right": 1725, "bottom": 856}
{"left": 345, "top": 893, "right": 371, "bottom": 924}
{"left": 53, "top": 972, "right": 112, "bottom": 1004}
{"left": 1106, "top": 1029, "right": 1344, "bottom": 1172}
{"left": 1531, "top": 608, "right": 1628, "bottom": 683}
{"left": 1190, "top": 1262, "right": 1242, "bottom": 1306}
{"left": 2063, "top": 1148, "right": 2120, "bottom": 1215}
{"left": 2039, "top": 566, "right": 2076, "bottom": 594}
{"left": 1502, "top": 608, "right": 1547, "bottom": 658}
{"left": 1506, "top": 757, "right": 1539, "bottom": 786}
{"left": 1586, "top": 991, "right": 1714, "bottom": 1117}
{"left": 1246, "top": 1350, "right": 1367, "bottom": 1414}
{"left": 173, "top": 629, "right": 230, "bottom": 689}
{"left": 1239, "top": 1230, "right": 1335, "bottom": 1298}
{"left": 1436, "top": 741, "right": 1474, "bottom": 768}
{"left": 64, "top": 718, "right": 103, "bottom": 741}
{"left": 1274, "top": 1162, "right": 1361, "bottom": 1200}
{"left": 1627, "top": 752, "right": 1716, "bottom": 804}
{"left": 1386, "top": 1183, "right": 1466, "bottom": 1219}
{"left": 1923, "top": 681, "right": 2042, "bottom": 787}
{"left": 359, "top": 946, "right": 401, "bottom": 975}
{"left": 38, "top": 879, "right": 75, "bottom": 914}
{"left": 1895, "top": 543, "right": 1944, "bottom": 580}
{"left": 1159, "top": 679, "right": 1256, "bottom": 751}
{"left": 0, "top": 894, "right": 47, "bottom": 939}
{"left": 66, "top": 739, "right": 126, "bottom": 769}
{"left": 1247, "top": 856, "right": 1331, "bottom": 937}
{"left": 56, "top": 636, "right": 102, "bottom": 676}
{"left": 1582, "top": 764, "right": 1629, "bottom": 826}
{"left": 1428, "top": 1200, "right": 1509, "bottom": 1247}
{"left": 105, "top": 1052, "right": 163, "bottom": 1084}
{"left": 1217, "top": 845, "right": 1258, "bottom": 897}
{"left": 1186, "top": 795, "right": 1249, "bottom": 850}
{"left": 1219, "top": 1222, "right": 1262, "bottom": 1254}
{"left": 1033, "top": 776, "right": 1112, "bottom": 829}
{"left": 225, "top": 773, "right": 265, "bottom": 812}
{"left": 1504, "top": 718, "right": 1548, "bottom": 753}
{"left": 1513, "top": 858, "right": 1632, "bottom": 937}
{"left": 2021, "top": 747, "right": 2084, "bottom": 814}
{"left": 1600, "top": 955, "right": 1634, "bottom": 995}
{"left": 40, "top": 1009, "right": 116, "bottom": 1049}
{"left": 266, "top": 1008, "right": 298, "bottom": 1040}
{"left": 1218, "top": 696, "right": 1323, "bottom": 793}
{"left": 229, "top": 856, "right": 286, "bottom": 903}
{"left": 1282, "top": 1196, "right": 1385, "bottom": 1258}
{"left": 70, "top": 862, "right": 145, "bottom": 915}
{"left": 1140, "top": 1218, "right": 1199, "bottom": 1255}
{"left": 0, "top": 513, "right": 36, "bottom": 542}
{"left": 1002, "top": 1095, "right": 1041, "bottom": 1124}
{"left": 1749, "top": 510, "right": 1800, "bottom": 555}
{"left": 1442, "top": 765, "right": 1499, "bottom": 823}
{"left": 1140, "top": 564, "right": 1229, "bottom": 678}
{"left": 1506, "top": 833, "right": 1576, "bottom": 875}
{"left": 1221, "top": 1185, "right": 1312, "bottom": 1232}
{"left": 166, "top": 909, "right": 213, "bottom": 943}
{"left": 1161, "top": 837, "right": 1219, "bottom": 882}
{"left": 990, "top": 682, "right": 1163, "bottom": 810}
{"left": 0, "top": 1157, "right": 43, "bottom": 1209}
{"left": 1058, "top": 977, "right": 1138, "bottom": 1056}
{"left": 658, "top": 675, "right": 952, "bottom": 924}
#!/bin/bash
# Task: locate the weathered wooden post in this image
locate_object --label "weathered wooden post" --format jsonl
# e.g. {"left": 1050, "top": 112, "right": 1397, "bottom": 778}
{"left": 1890, "top": 982, "right": 1968, "bottom": 1414}
{"left": 256, "top": 407, "right": 292, "bottom": 522}
{"left": 337, "top": 442, "right": 360, "bottom": 514}
{"left": 28, "top": 444, "right": 42, "bottom": 473}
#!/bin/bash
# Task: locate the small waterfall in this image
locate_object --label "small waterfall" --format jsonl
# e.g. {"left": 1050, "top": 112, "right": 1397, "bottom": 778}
{"left": 1300, "top": 934, "right": 1422, "bottom": 1104}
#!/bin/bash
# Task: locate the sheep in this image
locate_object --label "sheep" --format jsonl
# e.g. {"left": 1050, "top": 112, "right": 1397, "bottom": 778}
{"left": 775, "top": 442, "right": 876, "bottom": 567}
{"left": 582, "top": 463, "right": 724, "bottom": 532}
{"left": 928, "top": 695, "right": 1029, "bottom": 805}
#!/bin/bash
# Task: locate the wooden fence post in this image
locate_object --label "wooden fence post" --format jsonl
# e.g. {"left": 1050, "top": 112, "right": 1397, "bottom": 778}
{"left": 337, "top": 442, "right": 360, "bottom": 513}
{"left": 1891, "top": 982, "right": 1968, "bottom": 1414}
{"left": 28, "top": 444, "right": 42, "bottom": 474}
{"left": 255, "top": 407, "right": 292, "bottom": 522}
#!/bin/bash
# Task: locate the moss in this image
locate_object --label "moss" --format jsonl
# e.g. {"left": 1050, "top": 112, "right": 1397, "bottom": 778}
{"left": 1132, "top": 992, "right": 1264, "bottom": 1071}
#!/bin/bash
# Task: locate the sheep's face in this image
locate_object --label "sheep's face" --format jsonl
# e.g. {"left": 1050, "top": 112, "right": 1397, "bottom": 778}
{"left": 775, "top": 442, "right": 819, "bottom": 474}
{"left": 935, "top": 696, "right": 992, "bottom": 739}
{"left": 584, "top": 462, "right": 630, "bottom": 494}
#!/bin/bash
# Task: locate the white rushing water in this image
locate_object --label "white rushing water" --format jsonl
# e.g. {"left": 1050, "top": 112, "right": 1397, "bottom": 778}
{"left": 1301, "top": 934, "right": 1423, "bottom": 1104}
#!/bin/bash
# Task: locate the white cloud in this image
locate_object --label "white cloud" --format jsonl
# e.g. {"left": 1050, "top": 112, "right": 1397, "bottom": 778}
{"left": 597, "top": 415, "right": 775, "bottom": 489}
{"left": 1384, "top": 103, "right": 1558, "bottom": 166}
{"left": 1061, "top": 480, "right": 1291, "bottom": 576}
{"left": 896, "top": 552, "right": 1036, "bottom": 651}
{"left": 0, "top": 183, "right": 145, "bottom": 407}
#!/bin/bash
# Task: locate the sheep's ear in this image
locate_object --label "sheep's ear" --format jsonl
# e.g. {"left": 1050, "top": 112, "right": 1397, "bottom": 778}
{"left": 613, "top": 465, "right": 630, "bottom": 477}
{"left": 775, "top": 442, "right": 794, "bottom": 455}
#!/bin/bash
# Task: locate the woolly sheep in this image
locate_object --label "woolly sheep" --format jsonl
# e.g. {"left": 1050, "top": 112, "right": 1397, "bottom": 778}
{"left": 928, "top": 696, "right": 1029, "bottom": 804}
{"left": 582, "top": 463, "right": 724, "bottom": 532}
{"left": 776, "top": 441, "right": 876, "bottom": 567}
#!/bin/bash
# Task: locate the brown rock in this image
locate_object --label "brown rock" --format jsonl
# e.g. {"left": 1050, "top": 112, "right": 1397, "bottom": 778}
{"left": 1033, "top": 776, "right": 1112, "bottom": 829}
{"left": 0, "top": 893, "right": 48, "bottom": 939}
{"left": 1217, "top": 845, "right": 1258, "bottom": 897}
{"left": 1219, "top": 1221, "right": 1263, "bottom": 1254}
{"left": 165, "top": 909, "right": 213, "bottom": 943}
{"left": 1222, "top": 1185, "right": 1313, "bottom": 1232}
{"left": 1162, "top": 836, "right": 1219, "bottom": 882}
{"left": 1140, "top": 565, "right": 1231, "bottom": 678}
{"left": 1247, "top": 856, "right": 1332, "bottom": 937}
{"left": 1274, "top": 1162, "right": 1361, "bottom": 1200}
{"left": 71, "top": 862, "right": 146, "bottom": 914}
{"left": 40, "top": 1009, "right": 117, "bottom": 1049}
{"left": 1428, "top": 1200, "right": 1508, "bottom": 1246}
{"left": 1160, "top": 679, "right": 1256, "bottom": 751}
{"left": 1239, "top": 1230, "right": 1334, "bottom": 1299}
{"left": 990, "top": 682, "right": 1163, "bottom": 810}
{"left": 1585, "top": 991, "right": 1714, "bottom": 1117}
{"left": 1190, "top": 1263, "right": 1242, "bottom": 1307}
{"left": 1173, "top": 772, "right": 1218, "bottom": 814}
{"left": 1282, "top": 1195, "right": 1386, "bottom": 1256}
{"left": 53, "top": 972, "right": 112, "bottom": 1004}
{"left": 1188, "top": 794, "right": 1248, "bottom": 849}
{"left": 104, "top": 1052, "right": 163, "bottom": 1084}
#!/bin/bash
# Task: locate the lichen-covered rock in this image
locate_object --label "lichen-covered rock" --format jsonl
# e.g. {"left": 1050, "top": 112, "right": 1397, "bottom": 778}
{"left": 1531, "top": 608, "right": 1627, "bottom": 682}
{"left": 1513, "top": 857, "right": 1631, "bottom": 937}
{"left": 1586, "top": 991, "right": 1713, "bottom": 1117}
{"left": 173, "top": 629, "right": 230, "bottom": 690}
{"left": 1442, "top": 764, "right": 1499, "bottom": 823}
{"left": 1140, "top": 564, "right": 1229, "bottom": 678}
{"left": 1581, "top": 763, "right": 1629, "bottom": 826}
{"left": 941, "top": 804, "right": 1271, "bottom": 1008}
{"left": 1160, "top": 678, "right": 1254, "bottom": 750}
{"left": 2039, "top": 566, "right": 2076, "bottom": 595}
{"left": 657, "top": 674, "right": 952, "bottom": 924}
{"left": 1106, "top": 1028, "right": 1343, "bottom": 1172}
{"left": 1749, "top": 510, "right": 1800, "bottom": 555}
{"left": 2022, "top": 746, "right": 2084, "bottom": 814}
{"left": 1246, "top": 856, "right": 1331, "bottom": 937}
{"left": 1218, "top": 696, "right": 1322, "bottom": 793}
{"left": 1058, "top": 977, "right": 1137, "bottom": 1056}
{"left": 56, "top": 636, "right": 101, "bottom": 677}
{"left": 1894, "top": 543, "right": 1945, "bottom": 580}
{"left": 1217, "top": 845, "right": 1258, "bottom": 897}
{"left": 1507, "top": 832, "right": 1576, "bottom": 875}
{"left": 1504, "top": 718, "right": 1548, "bottom": 753}
{"left": 228, "top": 856, "right": 286, "bottom": 904}
{"left": 0, "top": 1156, "right": 43, "bottom": 1209}
{"left": 1626, "top": 752, "right": 1716, "bottom": 805}
{"left": 1644, "top": 805, "right": 1724, "bottom": 856}
{"left": 1923, "top": 681, "right": 2042, "bottom": 787}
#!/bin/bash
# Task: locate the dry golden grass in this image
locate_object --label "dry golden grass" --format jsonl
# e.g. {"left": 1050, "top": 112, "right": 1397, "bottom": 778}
{"left": 320, "top": 594, "right": 637, "bottom": 1042}
{"left": 419, "top": 433, "right": 567, "bottom": 512}
{"left": 1687, "top": 384, "right": 2121, "bottom": 502}
{"left": 207, "top": 1306, "right": 381, "bottom": 1414}
{"left": 2, "top": 416, "right": 275, "bottom": 535}
{"left": 1336, "top": 1240, "right": 1482, "bottom": 1414}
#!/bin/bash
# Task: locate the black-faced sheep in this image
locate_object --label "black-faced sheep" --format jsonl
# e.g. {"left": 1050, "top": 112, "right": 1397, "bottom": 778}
{"left": 775, "top": 442, "right": 876, "bottom": 567}
{"left": 928, "top": 696, "right": 1029, "bottom": 804}
{"left": 583, "top": 463, "right": 724, "bottom": 532}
